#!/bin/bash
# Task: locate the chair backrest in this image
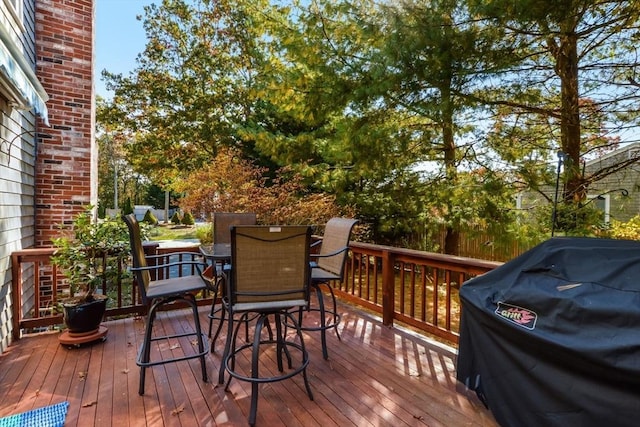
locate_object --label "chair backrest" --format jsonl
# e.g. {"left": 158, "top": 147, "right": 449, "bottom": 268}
{"left": 316, "top": 218, "right": 358, "bottom": 278}
{"left": 213, "top": 212, "right": 257, "bottom": 244}
{"left": 122, "top": 214, "right": 151, "bottom": 301}
{"left": 230, "top": 225, "right": 311, "bottom": 305}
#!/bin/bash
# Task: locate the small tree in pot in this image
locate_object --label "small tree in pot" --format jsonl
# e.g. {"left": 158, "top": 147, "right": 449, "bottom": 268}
{"left": 52, "top": 207, "right": 130, "bottom": 344}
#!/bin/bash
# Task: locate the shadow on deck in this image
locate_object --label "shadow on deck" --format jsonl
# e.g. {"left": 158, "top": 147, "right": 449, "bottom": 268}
{"left": 0, "top": 302, "right": 497, "bottom": 426}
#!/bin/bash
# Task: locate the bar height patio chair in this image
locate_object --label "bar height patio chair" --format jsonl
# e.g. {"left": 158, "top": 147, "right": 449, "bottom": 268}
{"left": 304, "top": 217, "right": 358, "bottom": 359}
{"left": 212, "top": 212, "right": 257, "bottom": 245}
{"left": 218, "top": 225, "right": 314, "bottom": 426}
{"left": 205, "top": 212, "right": 257, "bottom": 349}
{"left": 123, "top": 214, "right": 209, "bottom": 395}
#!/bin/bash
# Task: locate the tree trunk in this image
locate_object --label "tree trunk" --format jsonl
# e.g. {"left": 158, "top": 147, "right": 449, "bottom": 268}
{"left": 555, "top": 32, "right": 584, "bottom": 203}
{"left": 441, "top": 77, "right": 460, "bottom": 255}
{"left": 444, "top": 225, "right": 460, "bottom": 255}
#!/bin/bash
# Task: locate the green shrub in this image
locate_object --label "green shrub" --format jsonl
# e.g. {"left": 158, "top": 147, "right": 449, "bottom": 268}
{"left": 170, "top": 211, "right": 181, "bottom": 224}
{"left": 195, "top": 223, "right": 213, "bottom": 244}
{"left": 181, "top": 212, "right": 195, "bottom": 225}
{"left": 143, "top": 209, "right": 158, "bottom": 225}
{"left": 51, "top": 207, "right": 130, "bottom": 303}
{"left": 610, "top": 215, "right": 640, "bottom": 240}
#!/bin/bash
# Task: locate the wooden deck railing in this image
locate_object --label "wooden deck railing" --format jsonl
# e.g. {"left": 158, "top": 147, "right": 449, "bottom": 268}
{"left": 9, "top": 244, "right": 209, "bottom": 341}
{"left": 343, "top": 242, "right": 502, "bottom": 343}
{"left": 10, "top": 241, "right": 502, "bottom": 344}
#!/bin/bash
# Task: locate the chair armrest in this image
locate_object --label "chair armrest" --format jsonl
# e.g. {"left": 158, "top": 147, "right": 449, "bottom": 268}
{"left": 130, "top": 259, "right": 207, "bottom": 273}
{"left": 309, "top": 246, "right": 348, "bottom": 259}
{"left": 199, "top": 264, "right": 225, "bottom": 289}
{"left": 145, "top": 251, "right": 204, "bottom": 261}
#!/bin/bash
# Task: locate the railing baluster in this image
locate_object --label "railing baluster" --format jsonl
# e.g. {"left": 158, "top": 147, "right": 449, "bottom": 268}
{"left": 432, "top": 267, "right": 439, "bottom": 327}
{"left": 420, "top": 265, "right": 427, "bottom": 322}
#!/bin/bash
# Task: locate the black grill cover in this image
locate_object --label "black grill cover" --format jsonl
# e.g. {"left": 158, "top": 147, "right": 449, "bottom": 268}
{"left": 456, "top": 237, "right": 640, "bottom": 427}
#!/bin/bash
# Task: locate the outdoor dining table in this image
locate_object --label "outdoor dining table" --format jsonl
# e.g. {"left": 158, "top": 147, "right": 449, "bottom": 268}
{"left": 199, "top": 243, "right": 232, "bottom": 264}
{"left": 199, "top": 243, "right": 233, "bottom": 350}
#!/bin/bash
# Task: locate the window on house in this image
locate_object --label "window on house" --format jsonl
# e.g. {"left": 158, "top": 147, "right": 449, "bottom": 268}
{"left": 4, "top": 0, "right": 23, "bottom": 25}
{"left": 0, "top": 97, "right": 11, "bottom": 157}
{"left": 514, "top": 193, "right": 522, "bottom": 210}
{"left": 587, "top": 194, "right": 610, "bottom": 224}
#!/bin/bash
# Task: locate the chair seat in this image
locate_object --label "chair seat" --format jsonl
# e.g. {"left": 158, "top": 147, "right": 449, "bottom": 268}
{"left": 311, "top": 267, "right": 340, "bottom": 282}
{"left": 146, "top": 275, "right": 207, "bottom": 299}
{"left": 233, "top": 299, "right": 308, "bottom": 313}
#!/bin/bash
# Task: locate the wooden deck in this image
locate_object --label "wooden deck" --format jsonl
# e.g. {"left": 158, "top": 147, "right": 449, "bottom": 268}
{"left": 0, "top": 302, "right": 497, "bottom": 426}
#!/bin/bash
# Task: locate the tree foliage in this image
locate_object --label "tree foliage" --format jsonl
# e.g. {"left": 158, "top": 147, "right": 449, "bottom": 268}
{"left": 173, "top": 147, "right": 349, "bottom": 225}
{"left": 470, "top": 0, "right": 640, "bottom": 231}
{"left": 99, "top": 0, "right": 640, "bottom": 253}
{"left": 96, "top": 97, "right": 143, "bottom": 213}
{"left": 102, "top": 0, "right": 286, "bottom": 182}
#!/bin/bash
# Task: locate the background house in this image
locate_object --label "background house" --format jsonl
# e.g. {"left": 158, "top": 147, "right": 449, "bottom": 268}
{"left": 516, "top": 143, "right": 640, "bottom": 226}
{"left": 0, "top": 0, "right": 94, "bottom": 353}
{"left": 582, "top": 142, "right": 640, "bottom": 223}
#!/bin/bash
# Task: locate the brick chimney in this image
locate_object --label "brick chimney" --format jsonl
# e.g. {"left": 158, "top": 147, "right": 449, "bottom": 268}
{"left": 34, "top": 0, "right": 96, "bottom": 246}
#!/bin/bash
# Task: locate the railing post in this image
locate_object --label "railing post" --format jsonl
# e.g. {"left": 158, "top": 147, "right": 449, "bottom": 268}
{"left": 381, "top": 249, "right": 395, "bottom": 327}
{"left": 10, "top": 252, "right": 22, "bottom": 342}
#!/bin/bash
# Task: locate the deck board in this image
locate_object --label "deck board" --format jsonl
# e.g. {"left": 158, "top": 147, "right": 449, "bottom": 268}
{"left": 0, "top": 302, "right": 496, "bottom": 426}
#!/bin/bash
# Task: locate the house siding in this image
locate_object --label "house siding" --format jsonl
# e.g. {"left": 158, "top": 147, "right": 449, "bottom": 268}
{"left": 518, "top": 143, "right": 640, "bottom": 226}
{"left": 0, "top": 0, "right": 94, "bottom": 353}
{"left": 0, "top": 0, "right": 39, "bottom": 353}
{"left": 584, "top": 143, "right": 640, "bottom": 223}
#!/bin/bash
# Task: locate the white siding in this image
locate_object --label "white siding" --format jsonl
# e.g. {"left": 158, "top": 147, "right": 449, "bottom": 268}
{"left": 0, "top": 0, "right": 37, "bottom": 353}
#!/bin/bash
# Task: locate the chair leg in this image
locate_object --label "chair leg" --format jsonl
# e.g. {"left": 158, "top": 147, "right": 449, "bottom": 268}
{"left": 325, "top": 284, "right": 342, "bottom": 341}
{"left": 225, "top": 312, "right": 250, "bottom": 390}
{"left": 276, "top": 314, "right": 293, "bottom": 368}
{"left": 274, "top": 314, "right": 285, "bottom": 372}
{"left": 207, "top": 284, "right": 220, "bottom": 338}
{"left": 188, "top": 294, "right": 208, "bottom": 383}
{"left": 138, "top": 303, "right": 157, "bottom": 395}
{"left": 224, "top": 309, "right": 313, "bottom": 425}
{"left": 248, "top": 314, "right": 268, "bottom": 427}
{"left": 219, "top": 304, "right": 236, "bottom": 384}
{"left": 288, "top": 311, "right": 314, "bottom": 401}
{"left": 208, "top": 275, "right": 229, "bottom": 354}
{"left": 210, "top": 299, "right": 226, "bottom": 352}
{"left": 314, "top": 284, "right": 330, "bottom": 360}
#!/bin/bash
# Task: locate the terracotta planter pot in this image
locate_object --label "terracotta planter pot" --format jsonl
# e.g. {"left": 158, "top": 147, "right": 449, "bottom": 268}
{"left": 62, "top": 296, "right": 108, "bottom": 334}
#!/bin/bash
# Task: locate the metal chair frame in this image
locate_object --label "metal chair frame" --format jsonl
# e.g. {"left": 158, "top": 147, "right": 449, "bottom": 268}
{"left": 303, "top": 218, "right": 358, "bottom": 359}
{"left": 123, "top": 214, "right": 209, "bottom": 395}
{"left": 218, "top": 225, "right": 314, "bottom": 426}
{"left": 207, "top": 212, "right": 257, "bottom": 348}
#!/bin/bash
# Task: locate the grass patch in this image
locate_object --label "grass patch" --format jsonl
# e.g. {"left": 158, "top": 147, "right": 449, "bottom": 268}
{"left": 148, "top": 223, "right": 211, "bottom": 241}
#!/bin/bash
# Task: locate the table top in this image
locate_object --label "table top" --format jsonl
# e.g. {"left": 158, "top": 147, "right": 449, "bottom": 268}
{"left": 199, "top": 243, "right": 231, "bottom": 260}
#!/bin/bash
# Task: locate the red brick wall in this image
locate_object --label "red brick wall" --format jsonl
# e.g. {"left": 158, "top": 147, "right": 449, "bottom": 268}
{"left": 34, "top": 0, "right": 96, "bottom": 246}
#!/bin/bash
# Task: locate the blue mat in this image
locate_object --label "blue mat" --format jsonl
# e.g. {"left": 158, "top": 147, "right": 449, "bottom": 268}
{"left": 0, "top": 401, "right": 69, "bottom": 427}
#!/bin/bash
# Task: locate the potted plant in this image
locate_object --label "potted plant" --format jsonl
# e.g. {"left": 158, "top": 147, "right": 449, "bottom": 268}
{"left": 51, "top": 207, "right": 130, "bottom": 344}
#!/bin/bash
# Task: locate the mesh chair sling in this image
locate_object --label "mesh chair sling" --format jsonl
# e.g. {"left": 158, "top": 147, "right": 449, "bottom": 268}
{"left": 219, "top": 225, "right": 313, "bottom": 426}
{"left": 206, "top": 212, "right": 257, "bottom": 349}
{"left": 305, "top": 217, "right": 358, "bottom": 359}
{"left": 123, "top": 214, "right": 209, "bottom": 395}
{"left": 212, "top": 212, "right": 257, "bottom": 245}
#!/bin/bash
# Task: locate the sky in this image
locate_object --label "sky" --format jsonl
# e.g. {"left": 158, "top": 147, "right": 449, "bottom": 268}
{"left": 95, "top": 0, "right": 156, "bottom": 99}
